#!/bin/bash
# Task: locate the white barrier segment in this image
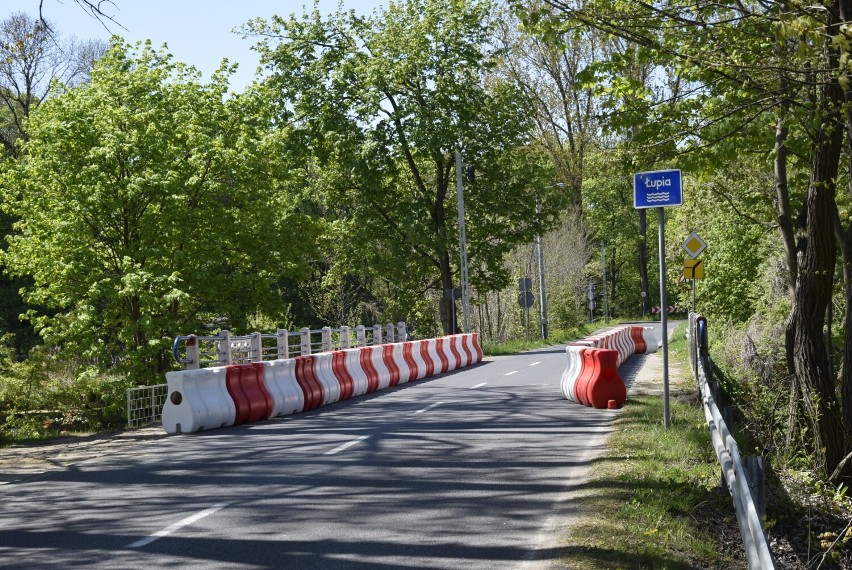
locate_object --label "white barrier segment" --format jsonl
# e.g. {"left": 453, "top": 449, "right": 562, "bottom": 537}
{"left": 391, "top": 343, "right": 413, "bottom": 384}
{"left": 560, "top": 346, "right": 584, "bottom": 402}
{"left": 265, "top": 358, "right": 305, "bottom": 416}
{"left": 453, "top": 334, "right": 471, "bottom": 368}
{"left": 616, "top": 328, "right": 629, "bottom": 366}
{"left": 369, "top": 345, "right": 392, "bottom": 390}
{"left": 623, "top": 326, "right": 637, "bottom": 359}
{"left": 344, "top": 348, "right": 370, "bottom": 396}
{"left": 313, "top": 352, "right": 342, "bottom": 406}
{"left": 425, "top": 338, "right": 442, "bottom": 374}
{"left": 643, "top": 326, "right": 660, "bottom": 353}
{"left": 410, "top": 340, "right": 429, "bottom": 380}
{"left": 162, "top": 367, "right": 235, "bottom": 434}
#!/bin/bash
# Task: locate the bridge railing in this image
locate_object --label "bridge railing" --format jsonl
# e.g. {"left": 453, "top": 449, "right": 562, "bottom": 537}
{"left": 688, "top": 313, "right": 775, "bottom": 570}
{"left": 171, "top": 322, "right": 407, "bottom": 370}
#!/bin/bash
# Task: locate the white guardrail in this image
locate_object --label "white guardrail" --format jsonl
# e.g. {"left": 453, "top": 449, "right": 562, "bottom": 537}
{"left": 688, "top": 313, "right": 775, "bottom": 569}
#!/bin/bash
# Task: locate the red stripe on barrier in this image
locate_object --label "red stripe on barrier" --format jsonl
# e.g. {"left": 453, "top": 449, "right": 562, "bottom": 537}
{"left": 332, "top": 350, "right": 355, "bottom": 400}
{"left": 448, "top": 336, "right": 463, "bottom": 370}
{"left": 471, "top": 333, "right": 484, "bottom": 362}
{"left": 360, "top": 347, "right": 380, "bottom": 393}
{"left": 402, "top": 342, "right": 419, "bottom": 382}
{"left": 459, "top": 335, "right": 474, "bottom": 366}
{"left": 382, "top": 344, "right": 402, "bottom": 386}
{"left": 574, "top": 349, "right": 598, "bottom": 406}
{"left": 419, "top": 340, "right": 436, "bottom": 377}
{"left": 225, "top": 363, "right": 272, "bottom": 424}
{"left": 435, "top": 338, "right": 450, "bottom": 373}
{"left": 630, "top": 326, "right": 646, "bottom": 354}
{"left": 225, "top": 366, "right": 250, "bottom": 425}
{"left": 294, "top": 355, "right": 324, "bottom": 411}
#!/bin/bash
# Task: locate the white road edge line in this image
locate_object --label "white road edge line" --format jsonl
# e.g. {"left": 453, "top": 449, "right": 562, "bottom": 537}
{"left": 504, "top": 370, "right": 518, "bottom": 376}
{"left": 324, "top": 435, "right": 370, "bottom": 456}
{"left": 127, "top": 502, "right": 230, "bottom": 549}
{"left": 415, "top": 402, "right": 444, "bottom": 414}
{"left": 469, "top": 382, "right": 488, "bottom": 389}
{"left": 530, "top": 361, "right": 541, "bottom": 367}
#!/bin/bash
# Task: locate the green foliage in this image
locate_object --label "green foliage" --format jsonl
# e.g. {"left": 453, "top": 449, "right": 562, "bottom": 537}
{"left": 669, "top": 163, "right": 777, "bottom": 322}
{"left": 0, "top": 338, "right": 134, "bottom": 442}
{"left": 246, "top": 0, "right": 568, "bottom": 331}
{"left": 0, "top": 39, "right": 319, "bottom": 382}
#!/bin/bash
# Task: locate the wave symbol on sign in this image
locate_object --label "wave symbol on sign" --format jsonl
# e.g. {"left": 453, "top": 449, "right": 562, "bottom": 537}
{"left": 646, "top": 192, "right": 670, "bottom": 202}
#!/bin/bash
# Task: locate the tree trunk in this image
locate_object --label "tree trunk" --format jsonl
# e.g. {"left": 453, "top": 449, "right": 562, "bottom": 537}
{"left": 790, "top": 67, "right": 846, "bottom": 476}
{"left": 775, "top": 115, "right": 798, "bottom": 297}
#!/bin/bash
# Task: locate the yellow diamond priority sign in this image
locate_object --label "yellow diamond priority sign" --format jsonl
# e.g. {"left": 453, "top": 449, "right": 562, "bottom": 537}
{"left": 681, "top": 233, "right": 706, "bottom": 259}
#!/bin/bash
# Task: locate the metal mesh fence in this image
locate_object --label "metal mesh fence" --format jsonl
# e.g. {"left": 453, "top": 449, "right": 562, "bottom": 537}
{"left": 126, "top": 383, "right": 168, "bottom": 428}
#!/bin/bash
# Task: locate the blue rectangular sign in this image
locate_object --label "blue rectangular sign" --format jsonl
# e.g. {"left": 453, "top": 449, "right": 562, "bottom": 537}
{"left": 634, "top": 169, "right": 683, "bottom": 209}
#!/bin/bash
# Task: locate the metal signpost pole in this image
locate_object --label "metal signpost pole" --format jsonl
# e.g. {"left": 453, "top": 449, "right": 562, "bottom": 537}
{"left": 692, "top": 279, "right": 696, "bottom": 314}
{"left": 658, "top": 207, "right": 670, "bottom": 429}
{"left": 634, "top": 168, "right": 682, "bottom": 430}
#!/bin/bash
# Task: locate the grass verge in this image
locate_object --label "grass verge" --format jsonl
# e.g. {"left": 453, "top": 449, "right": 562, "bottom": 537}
{"left": 553, "top": 325, "right": 746, "bottom": 569}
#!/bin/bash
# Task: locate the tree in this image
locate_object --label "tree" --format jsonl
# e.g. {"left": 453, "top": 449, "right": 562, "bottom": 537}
{"left": 0, "top": 39, "right": 318, "bottom": 381}
{"left": 516, "top": 0, "right": 852, "bottom": 478}
{"left": 246, "top": 0, "right": 567, "bottom": 334}
{"left": 0, "top": 11, "right": 105, "bottom": 157}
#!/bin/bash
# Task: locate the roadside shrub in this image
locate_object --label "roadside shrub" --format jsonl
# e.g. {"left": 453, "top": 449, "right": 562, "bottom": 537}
{"left": 0, "top": 343, "right": 133, "bottom": 443}
{"left": 710, "top": 312, "right": 807, "bottom": 464}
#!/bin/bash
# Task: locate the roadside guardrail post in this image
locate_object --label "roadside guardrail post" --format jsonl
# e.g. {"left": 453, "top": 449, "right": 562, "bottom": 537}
{"left": 397, "top": 321, "right": 407, "bottom": 341}
{"left": 356, "top": 325, "right": 366, "bottom": 347}
{"left": 373, "top": 324, "right": 382, "bottom": 345}
{"left": 322, "top": 327, "right": 333, "bottom": 352}
{"left": 250, "top": 332, "right": 262, "bottom": 362}
{"left": 217, "top": 330, "right": 232, "bottom": 366}
{"left": 385, "top": 323, "right": 395, "bottom": 343}
{"left": 340, "top": 326, "right": 351, "bottom": 349}
{"left": 277, "top": 329, "right": 289, "bottom": 359}
{"left": 747, "top": 455, "right": 766, "bottom": 518}
{"left": 300, "top": 327, "right": 311, "bottom": 355}
{"left": 186, "top": 335, "right": 200, "bottom": 370}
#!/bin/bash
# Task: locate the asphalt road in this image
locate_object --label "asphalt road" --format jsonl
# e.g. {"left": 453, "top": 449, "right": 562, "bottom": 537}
{"left": 0, "top": 343, "right": 636, "bottom": 570}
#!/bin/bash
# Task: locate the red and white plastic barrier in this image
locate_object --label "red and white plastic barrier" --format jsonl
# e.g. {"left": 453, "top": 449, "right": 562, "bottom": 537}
{"left": 561, "top": 325, "right": 660, "bottom": 410}
{"left": 162, "top": 333, "right": 484, "bottom": 434}
{"left": 161, "top": 367, "right": 235, "bottom": 433}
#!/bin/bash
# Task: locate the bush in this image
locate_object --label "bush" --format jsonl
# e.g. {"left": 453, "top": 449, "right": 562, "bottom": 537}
{"left": 0, "top": 343, "right": 134, "bottom": 443}
{"left": 709, "top": 313, "right": 808, "bottom": 464}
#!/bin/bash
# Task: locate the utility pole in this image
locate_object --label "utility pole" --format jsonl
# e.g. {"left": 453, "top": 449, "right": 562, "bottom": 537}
{"left": 602, "top": 242, "right": 609, "bottom": 324}
{"left": 536, "top": 201, "right": 547, "bottom": 339}
{"left": 454, "top": 150, "right": 472, "bottom": 333}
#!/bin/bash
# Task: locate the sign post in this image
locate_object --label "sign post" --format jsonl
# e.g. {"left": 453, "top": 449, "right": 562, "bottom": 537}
{"left": 634, "top": 169, "right": 683, "bottom": 429}
{"left": 681, "top": 233, "right": 707, "bottom": 314}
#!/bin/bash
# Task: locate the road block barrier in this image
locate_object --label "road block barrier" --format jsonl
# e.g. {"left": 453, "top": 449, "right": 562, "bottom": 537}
{"left": 226, "top": 363, "right": 274, "bottom": 425}
{"left": 162, "top": 333, "right": 484, "bottom": 434}
{"left": 265, "top": 359, "right": 305, "bottom": 416}
{"left": 161, "top": 367, "right": 236, "bottom": 433}
{"left": 561, "top": 325, "right": 659, "bottom": 410}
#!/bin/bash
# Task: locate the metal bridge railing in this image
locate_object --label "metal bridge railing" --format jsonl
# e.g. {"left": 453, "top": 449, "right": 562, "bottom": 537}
{"left": 688, "top": 313, "right": 775, "bottom": 570}
{"left": 171, "top": 322, "right": 407, "bottom": 370}
{"left": 127, "top": 322, "right": 407, "bottom": 428}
